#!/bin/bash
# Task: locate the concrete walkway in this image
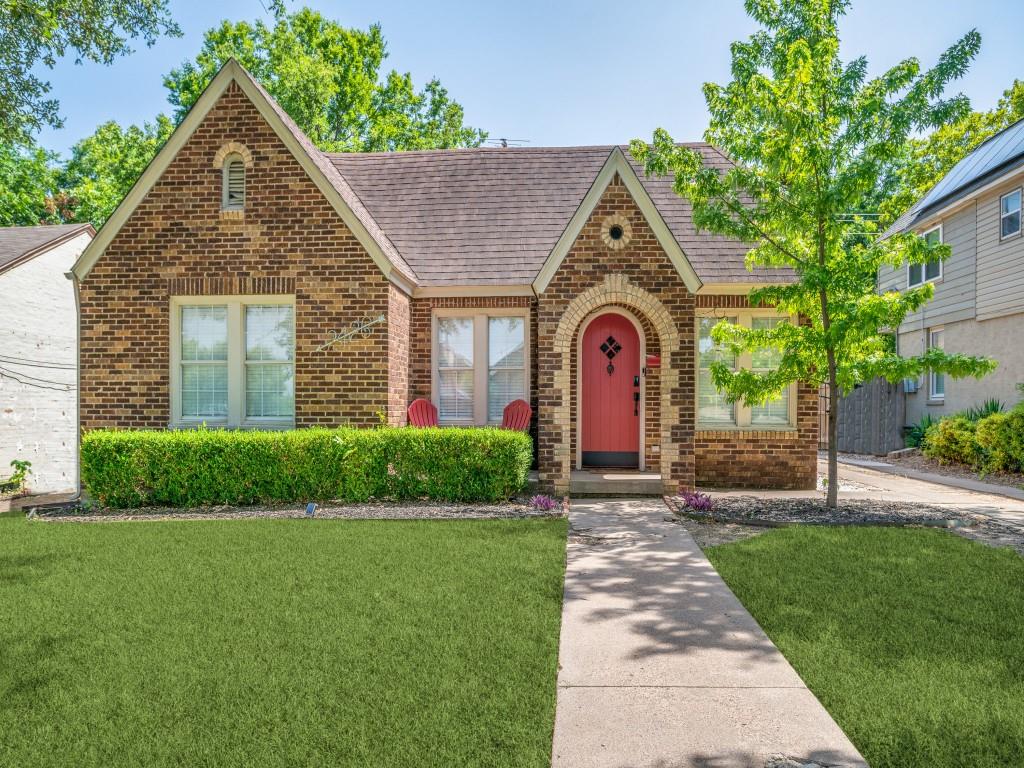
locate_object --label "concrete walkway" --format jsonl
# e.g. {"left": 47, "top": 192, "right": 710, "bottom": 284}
{"left": 835, "top": 453, "right": 1024, "bottom": 505}
{"left": 551, "top": 499, "right": 867, "bottom": 768}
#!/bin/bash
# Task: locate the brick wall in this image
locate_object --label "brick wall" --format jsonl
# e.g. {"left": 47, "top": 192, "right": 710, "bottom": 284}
{"left": 79, "top": 82, "right": 400, "bottom": 429}
{"left": 387, "top": 285, "right": 410, "bottom": 426}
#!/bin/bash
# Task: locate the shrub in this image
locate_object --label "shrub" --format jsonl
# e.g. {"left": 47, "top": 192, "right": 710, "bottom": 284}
{"left": 956, "top": 398, "right": 1004, "bottom": 422}
{"left": 976, "top": 406, "right": 1024, "bottom": 474}
{"left": 905, "top": 414, "right": 938, "bottom": 448}
{"left": 921, "top": 416, "right": 984, "bottom": 468}
{"left": 81, "top": 427, "right": 533, "bottom": 508}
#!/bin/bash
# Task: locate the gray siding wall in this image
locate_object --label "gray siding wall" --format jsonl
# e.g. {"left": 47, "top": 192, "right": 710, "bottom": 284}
{"left": 975, "top": 176, "right": 1024, "bottom": 321}
{"left": 878, "top": 203, "right": 977, "bottom": 332}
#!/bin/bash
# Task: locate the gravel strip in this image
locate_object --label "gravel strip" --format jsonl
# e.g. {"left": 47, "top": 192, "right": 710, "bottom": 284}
{"left": 32, "top": 498, "right": 566, "bottom": 523}
{"left": 663, "top": 494, "right": 1024, "bottom": 555}
{"left": 664, "top": 494, "right": 982, "bottom": 526}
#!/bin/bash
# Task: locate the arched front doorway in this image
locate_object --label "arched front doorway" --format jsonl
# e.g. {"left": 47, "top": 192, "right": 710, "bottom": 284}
{"left": 579, "top": 309, "right": 643, "bottom": 468}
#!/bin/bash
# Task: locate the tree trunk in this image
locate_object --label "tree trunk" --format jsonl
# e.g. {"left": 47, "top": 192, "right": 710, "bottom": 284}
{"left": 826, "top": 356, "right": 839, "bottom": 509}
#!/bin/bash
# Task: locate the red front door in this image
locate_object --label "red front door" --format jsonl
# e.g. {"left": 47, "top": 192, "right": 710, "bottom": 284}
{"left": 581, "top": 312, "right": 640, "bottom": 467}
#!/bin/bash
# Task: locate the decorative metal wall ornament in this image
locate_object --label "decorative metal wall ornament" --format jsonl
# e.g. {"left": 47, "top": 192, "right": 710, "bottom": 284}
{"left": 316, "top": 313, "right": 386, "bottom": 352}
{"left": 601, "top": 335, "right": 621, "bottom": 375}
{"left": 600, "top": 213, "right": 633, "bottom": 250}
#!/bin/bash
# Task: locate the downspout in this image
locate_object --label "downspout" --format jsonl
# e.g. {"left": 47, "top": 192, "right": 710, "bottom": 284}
{"left": 64, "top": 269, "right": 83, "bottom": 503}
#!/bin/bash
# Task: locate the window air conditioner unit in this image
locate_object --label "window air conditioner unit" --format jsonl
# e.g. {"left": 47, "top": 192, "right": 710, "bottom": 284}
{"left": 903, "top": 378, "right": 919, "bottom": 394}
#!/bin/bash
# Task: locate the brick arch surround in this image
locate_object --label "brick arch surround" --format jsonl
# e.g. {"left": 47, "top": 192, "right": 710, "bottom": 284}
{"left": 545, "top": 274, "right": 681, "bottom": 493}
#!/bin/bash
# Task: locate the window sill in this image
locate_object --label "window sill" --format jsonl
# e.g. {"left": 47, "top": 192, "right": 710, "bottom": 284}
{"left": 170, "top": 420, "right": 295, "bottom": 431}
{"left": 220, "top": 209, "right": 244, "bottom": 221}
{"left": 926, "top": 399, "right": 945, "bottom": 407}
{"left": 697, "top": 425, "right": 799, "bottom": 438}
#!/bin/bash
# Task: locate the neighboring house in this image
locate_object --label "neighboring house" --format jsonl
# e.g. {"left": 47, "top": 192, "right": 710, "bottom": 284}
{"left": 882, "top": 119, "right": 1024, "bottom": 424}
{"left": 0, "top": 224, "right": 94, "bottom": 493}
{"left": 70, "top": 59, "right": 817, "bottom": 494}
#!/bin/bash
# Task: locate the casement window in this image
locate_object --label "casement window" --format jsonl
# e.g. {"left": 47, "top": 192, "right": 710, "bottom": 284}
{"left": 1000, "top": 188, "right": 1021, "bottom": 240}
{"left": 433, "top": 311, "right": 529, "bottom": 425}
{"left": 696, "top": 313, "right": 796, "bottom": 429}
{"left": 750, "top": 316, "right": 790, "bottom": 425}
{"left": 929, "top": 327, "right": 945, "bottom": 401}
{"left": 908, "top": 225, "right": 942, "bottom": 287}
{"left": 222, "top": 154, "right": 245, "bottom": 210}
{"left": 697, "top": 316, "right": 737, "bottom": 424}
{"left": 171, "top": 296, "right": 294, "bottom": 427}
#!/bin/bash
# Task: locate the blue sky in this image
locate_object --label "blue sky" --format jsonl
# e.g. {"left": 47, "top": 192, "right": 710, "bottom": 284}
{"left": 35, "top": 0, "right": 1024, "bottom": 158}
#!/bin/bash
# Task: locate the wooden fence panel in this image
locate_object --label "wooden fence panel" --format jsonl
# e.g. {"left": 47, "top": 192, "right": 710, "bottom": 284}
{"left": 819, "top": 379, "right": 905, "bottom": 456}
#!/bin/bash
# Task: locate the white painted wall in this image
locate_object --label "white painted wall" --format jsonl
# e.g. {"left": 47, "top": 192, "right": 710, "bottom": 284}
{"left": 0, "top": 232, "right": 88, "bottom": 493}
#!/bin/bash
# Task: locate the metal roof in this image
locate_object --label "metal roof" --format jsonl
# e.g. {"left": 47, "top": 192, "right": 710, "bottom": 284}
{"left": 914, "top": 117, "right": 1024, "bottom": 216}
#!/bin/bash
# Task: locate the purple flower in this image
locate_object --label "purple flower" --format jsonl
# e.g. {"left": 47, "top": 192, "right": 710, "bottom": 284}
{"left": 679, "top": 491, "right": 714, "bottom": 512}
{"left": 530, "top": 494, "right": 559, "bottom": 512}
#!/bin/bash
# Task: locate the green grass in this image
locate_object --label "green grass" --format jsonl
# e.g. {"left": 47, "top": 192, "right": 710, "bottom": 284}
{"left": 707, "top": 527, "right": 1024, "bottom": 768}
{"left": 0, "top": 516, "right": 567, "bottom": 767}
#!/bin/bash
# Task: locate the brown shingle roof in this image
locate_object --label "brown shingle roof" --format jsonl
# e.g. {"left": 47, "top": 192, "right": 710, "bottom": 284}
{"left": 328, "top": 145, "right": 794, "bottom": 287}
{"left": 0, "top": 224, "right": 94, "bottom": 275}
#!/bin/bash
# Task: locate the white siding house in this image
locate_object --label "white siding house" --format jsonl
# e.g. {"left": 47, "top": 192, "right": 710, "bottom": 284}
{"left": 882, "top": 120, "right": 1024, "bottom": 425}
{"left": 0, "top": 225, "right": 93, "bottom": 494}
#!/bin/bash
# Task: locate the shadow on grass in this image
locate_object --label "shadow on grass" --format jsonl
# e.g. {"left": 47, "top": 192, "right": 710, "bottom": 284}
{"left": 0, "top": 553, "right": 57, "bottom": 585}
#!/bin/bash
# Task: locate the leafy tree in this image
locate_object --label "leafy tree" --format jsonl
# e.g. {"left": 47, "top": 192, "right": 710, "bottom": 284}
{"left": 58, "top": 115, "right": 173, "bottom": 228}
{"left": 632, "top": 0, "right": 995, "bottom": 507}
{"left": 0, "top": 140, "right": 61, "bottom": 225}
{"left": 0, "top": 0, "right": 180, "bottom": 144}
{"left": 163, "top": 6, "right": 485, "bottom": 152}
{"left": 881, "top": 80, "right": 1024, "bottom": 226}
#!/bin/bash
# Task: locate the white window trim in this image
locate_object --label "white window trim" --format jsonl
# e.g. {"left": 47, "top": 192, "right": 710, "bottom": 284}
{"left": 928, "top": 326, "right": 945, "bottom": 402}
{"left": 694, "top": 309, "right": 798, "bottom": 431}
{"left": 908, "top": 224, "right": 943, "bottom": 287}
{"left": 1000, "top": 188, "right": 1022, "bottom": 241}
{"left": 169, "top": 295, "right": 295, "bottom": 429}
{"left": 430, "top": 307, "right": 531, "bottom": 426}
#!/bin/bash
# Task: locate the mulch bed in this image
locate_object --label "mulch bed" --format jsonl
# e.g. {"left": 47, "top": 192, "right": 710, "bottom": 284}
{"left": 664, "top": 494, "right": 980, "bottom": 527}
{"left": 31, "top": 497, "right": 568, "bottom": 523}
{"left": 885, "top": 450, "right": 1024, "bottom": 492}
{"left": 664, "top": 494, "right": 1024, "bottom": 555}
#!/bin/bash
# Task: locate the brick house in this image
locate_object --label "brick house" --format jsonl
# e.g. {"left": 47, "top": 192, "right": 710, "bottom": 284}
{"left": 71, "top": 60, "right": 817, "bottom": 494}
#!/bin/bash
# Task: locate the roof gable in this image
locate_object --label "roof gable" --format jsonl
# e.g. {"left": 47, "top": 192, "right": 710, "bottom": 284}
{"left": 72, "top": 59, "right": 413, "bottom": 287}
{"left": 0, "top": 224, "right": 94, "bottom": 275}
{"left": 533, "top": 147, "right": 702, "bottom": 294}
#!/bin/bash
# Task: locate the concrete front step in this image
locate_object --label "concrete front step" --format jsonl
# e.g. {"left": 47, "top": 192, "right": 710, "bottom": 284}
{"left": 569, "top": 469, "right": 664, "bottom": 496}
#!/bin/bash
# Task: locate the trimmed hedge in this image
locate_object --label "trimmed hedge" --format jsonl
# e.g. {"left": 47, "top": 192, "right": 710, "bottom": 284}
{"left": 922, "top": 404, "right": 1024, "bottom": 474}
{"left": 81, "top": 427, "right": 533, "bottom": 508}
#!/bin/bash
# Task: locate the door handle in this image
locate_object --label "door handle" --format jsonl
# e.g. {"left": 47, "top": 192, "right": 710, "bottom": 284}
{"left": 633, "top": 391, "right": 640, "bottom": 416}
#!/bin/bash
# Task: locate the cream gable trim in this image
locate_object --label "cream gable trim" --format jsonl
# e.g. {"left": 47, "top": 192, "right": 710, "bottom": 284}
{"left": 532, "top": 146, "right": 703, "bottom": 294}
{"left": 72, "top": 59, "right": 404, "bottom": 286}
{"left": 413, "top": 284, "right": 535, "bottom": 298}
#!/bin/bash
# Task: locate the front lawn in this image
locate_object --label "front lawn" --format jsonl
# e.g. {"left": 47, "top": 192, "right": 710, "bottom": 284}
{"left": 707, "top": 527, "right": 1024, "bottom": 768}
{"left": 0, "top": 516, "right": 567, "bottom": 767}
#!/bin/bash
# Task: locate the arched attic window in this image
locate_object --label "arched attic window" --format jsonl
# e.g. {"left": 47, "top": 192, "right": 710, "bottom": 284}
{"left": 222, "top": 154, "right": 246, "bottom": 211}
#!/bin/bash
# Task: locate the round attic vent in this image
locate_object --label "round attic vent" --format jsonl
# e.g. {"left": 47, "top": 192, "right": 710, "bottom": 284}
{"left": 601, "top": 214, "right": 632, "bottom": 250}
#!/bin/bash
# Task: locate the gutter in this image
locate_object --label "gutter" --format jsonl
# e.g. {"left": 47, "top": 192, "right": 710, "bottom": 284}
{"left": 64, "top": 268, "right": 83, "bottom": 504}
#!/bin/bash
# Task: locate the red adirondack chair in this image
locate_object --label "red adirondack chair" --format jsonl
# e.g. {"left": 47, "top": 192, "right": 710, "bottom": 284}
{"left": 501, "top": 399, "right": 532, "bottom": 431}
{"left": 407, "top": 398, "right": 439, "bottom": 427}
